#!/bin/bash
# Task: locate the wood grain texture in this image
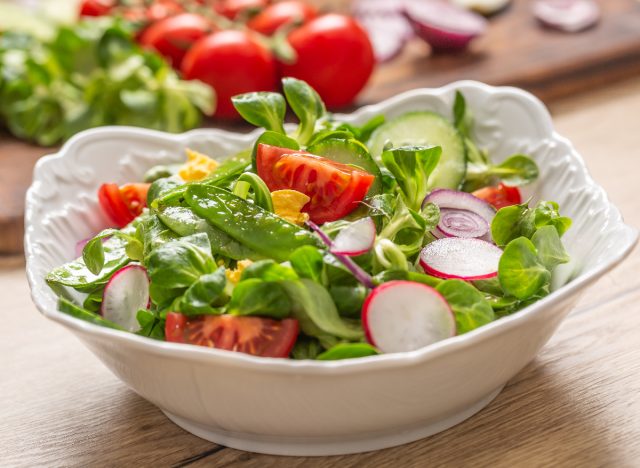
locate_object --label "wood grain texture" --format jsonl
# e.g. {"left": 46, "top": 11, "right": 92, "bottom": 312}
{"left": 1, "top": 77, "right": 640, "bottom": 467}
{"left": 2, "top": 0, "right": 640, "bottom": 254}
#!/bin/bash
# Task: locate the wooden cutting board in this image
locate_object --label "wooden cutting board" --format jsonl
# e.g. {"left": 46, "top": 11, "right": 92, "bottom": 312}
{"left": 2, "top": 0, "right": 640, "bottom": 255}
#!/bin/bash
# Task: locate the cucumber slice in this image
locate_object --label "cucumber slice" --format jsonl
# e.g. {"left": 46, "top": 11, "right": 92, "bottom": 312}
{"left": 368, "top": 112, "right": 466, "bottom": 190}
{"left": 307, "top": 138, "right": 383, "bottom": 195}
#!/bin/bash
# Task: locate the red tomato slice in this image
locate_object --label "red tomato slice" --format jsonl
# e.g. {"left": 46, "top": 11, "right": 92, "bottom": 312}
{"left": 472, "top": 183, "right": 522, "bottom": 209}
{"left": 98, "top": 183, "right": 150, "bottom": 228}
{"left": 119, "top": 183, "right": 150, "bottom": 216}
{"left": 247, "top": 1, "right": 318, "bottom": 36}
{"left": 256, "top": 143, "right": 374, "bottom": 224}
{"left": 165, "top": 313, "right": 299, "bottom": 358}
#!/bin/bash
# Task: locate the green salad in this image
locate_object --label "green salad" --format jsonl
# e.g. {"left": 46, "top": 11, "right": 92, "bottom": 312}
{"left": 46, "top": 78, "right": 572, "bottom": 360}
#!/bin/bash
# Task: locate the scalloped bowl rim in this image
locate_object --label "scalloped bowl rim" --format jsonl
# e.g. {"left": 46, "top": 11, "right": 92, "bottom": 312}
{"left": 24, "top": 81, "right": 638, "bottom": 375}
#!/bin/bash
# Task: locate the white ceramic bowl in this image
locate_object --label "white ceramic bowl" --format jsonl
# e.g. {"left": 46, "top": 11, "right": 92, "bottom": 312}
{"left": 25, "top": 81, "right": 637, "bottom": 456}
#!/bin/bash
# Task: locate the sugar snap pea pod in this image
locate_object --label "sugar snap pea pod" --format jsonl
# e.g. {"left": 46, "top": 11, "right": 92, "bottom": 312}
{"left": 185, "top": 185, "right": 321, "bottom": 262}
{"left": 157, "top": 206, "right": 263, "bottom": 261}
{"left": 232, "top": 172, "right": 274, "bottom": 212}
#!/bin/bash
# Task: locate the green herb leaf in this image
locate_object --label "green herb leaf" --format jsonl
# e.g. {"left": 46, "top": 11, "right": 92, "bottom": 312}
{"left": 492, "top": 155, "right": 539, "bottom": 186}
{"left": 381, "top": 145, "right": 442, "bottom": 210}
{"left": 228, "top": 279, "right": 292, "bottom": 319}
{"left": 136, "top": 309, "right": 165, "bottom": 340}
{"left": 58, "top": 297, "right": 124, "bottom": 331}
{"left": 531, "top": 225, "right": 570, "bottom": 270}
{"left": 491, "top": 201, "right": 572, "bottom": 247}
{"left": 179, "top": 267, "right": 228, "bottom": 315}
{"left": 436, "top": 279, "right": 495, "bottom": 334}
{"left": 231, "top": 91, "right": 286, "bottom": 134}
{"left": 328, "top": 284, "right": 367, "bottom": 318}
{"left": 146, "top": 233, "right": 216, "bottom": 289}
{"left": 282, "top": 76, "right": 325, "bottom": 144}
{"left": 240, "top": 260, "right": 298, "bottom": 282}
{"left": 498, "top": 237, "right": 551, "bottom": 300}
{"left": 317, "top": 343, "right": 378, "bottom": 360}
{"left": 47, "top": 234, "right": 130, "bottom": 292}
{"left": 281, "top": 279, "right": 363, "bottom": 340}
{"left": 289, "top": 246, "right": 326, "bottom": 284}
{"left": 291, "top": 336, "right": 323, "bottom": 360}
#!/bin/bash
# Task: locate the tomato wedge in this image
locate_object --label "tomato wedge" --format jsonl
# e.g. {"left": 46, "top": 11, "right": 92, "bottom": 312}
{"left": 256, "top": 144, "right": 374, "bottom": 224}
{"left": 472, "top": 183, "right": 521, "bottom": 209}
{"left": 165, "top": 313, "right": 299, "bottom": 358}
{"left": 98, "top": 183, "right": 150, "bottom": 228}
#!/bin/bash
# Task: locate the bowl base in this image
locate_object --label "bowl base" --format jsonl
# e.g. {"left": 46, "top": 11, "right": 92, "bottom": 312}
{"left": 162, "top": 385, "right": 503, "bottom": 456}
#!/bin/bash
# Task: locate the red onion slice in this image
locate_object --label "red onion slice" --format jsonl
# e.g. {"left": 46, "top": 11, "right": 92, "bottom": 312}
{"left": 425, "top": 189, "right": 496, "bottom": 220}
{"left": 352, "top": 0, "right": 413, "bottom": 62}
{"left": 438, "top": 208, "right": 489, "bottom": 238}
{"left": 533, "top": 0, "right": 600, "bottom": 32}
{"left": 403, "top": 0, "right": 487, "bottom": 52}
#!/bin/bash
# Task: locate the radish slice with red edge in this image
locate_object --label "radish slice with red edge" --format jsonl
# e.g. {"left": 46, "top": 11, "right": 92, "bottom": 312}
{"left": 403, "top": 0, "right": 487, "bottom": 52}
{"left": 330, "top": 217, "right": 376, "bottom": 256}
{"left": 419, "top": 237, "right": 502, "bottom": 280}
{"left": 101, "top": 264, "right": 150, "bottom": 332}
{"left": 533, "top": 0, "right": 599, "bottom": 32}
{"left": 307, "top": 220, "right": 375, "bottom": 289}
{"left": 438, "top": 208, "right": 489, "bottom": 238}
{"left": 362, "top": 280, "right": 456, "bottom": 353}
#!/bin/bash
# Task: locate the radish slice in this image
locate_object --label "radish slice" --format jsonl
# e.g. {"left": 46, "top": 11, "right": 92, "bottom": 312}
{"left": 362, "top": 280, "right": 456, "bottom": 353}
{"left": 438, "top": 208, "right": 489, "bottom": 238}
{"left": 101, "top": 264, "right": 150, "bottom": 332}
{"left": 331, "top": 217, "right": 376, "bottom": 256}
{"left": 352, "top": 0, "right": 413, "bottom": 62}
{"left": 533, "top": 0, "right": 600, "bottom": 32}
{"left": 452, "top": 0, "right": 512, "bottom": 16}
{"left": 419, "top": 237, "right": 502, "bottom": 280}
{"left": 307, "top": 220, "right": 375, "bottom": 289}
{"left": 403, "top": 0, "right": 487, "bottom": 52}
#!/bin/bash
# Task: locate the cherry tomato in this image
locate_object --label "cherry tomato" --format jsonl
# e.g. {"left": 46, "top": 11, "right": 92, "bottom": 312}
{"left": 280, "top": 14, "right": 374, "bottom": 109}
{"left": 472, "top": 183, "right": 522, "bottom": 209}
{"left": 181, "top": 30, "right": 278, "bottom": 118}
{"left": 79, "top": 0, "right": 114, "bottom": 17}
{"left": 98, "top": 183, "right": 150, "bottom": 228}
{"left": 139, "top": 13, "right": 212, "bottom": 69}
{"left": 145, "top": 0, "right": 184, "bottom": 23}
{"left": 256, "top": 144, "right": 374, "bottom": 224}
{"left": 215, "top": 0, "right": 269, "bottom": 19}
{"left": 247, "top": 1, "right": 318, "bottom": 36}
{"left": 165, "top": 313, "right": 299, "bottom": 358}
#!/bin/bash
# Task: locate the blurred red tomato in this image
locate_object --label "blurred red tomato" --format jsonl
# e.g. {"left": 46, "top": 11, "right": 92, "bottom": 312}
{"left": 181, "top": 30, "right": 278, "bottom": 118}
{"left": 79, "top": 0, "right": 114, "bottom": 17}
{"left": 139, "top": 13, "right": 212, "bottom": 68}
{"left": 247, "top": 1, "right": 318, "bottom": 35}
{"left": 215, "top": 0, "right": 269, "bottom": 19}
{"left": 280, "top": 14, "right": 374, "bottom": 108}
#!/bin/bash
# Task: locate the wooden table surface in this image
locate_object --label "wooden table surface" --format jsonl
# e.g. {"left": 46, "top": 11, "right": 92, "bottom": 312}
{"left": 2, "top": 78, "right": 639, "bottom": 467}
